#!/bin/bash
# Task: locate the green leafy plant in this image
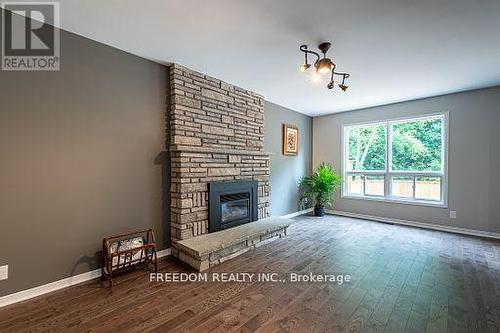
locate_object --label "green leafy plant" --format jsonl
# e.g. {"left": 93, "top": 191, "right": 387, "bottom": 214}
{"left": 299, "top": 163, "right": 342, "bottom": 215}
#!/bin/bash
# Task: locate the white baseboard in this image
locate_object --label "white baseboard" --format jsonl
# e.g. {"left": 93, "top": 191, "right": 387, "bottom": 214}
{"left": 281, "top": 208, "right": 313, "bottom": 219}
{"left": 329, "top": 210, "right": 500, "bottom": 240}
{"left": 0, "top": 208, "right": 314, "bottom": 309}
{"left": 156, "top": 248, "right": 171, "bottom": 258}
{"left": 0, "top": 209, "right": 314, "bottom": 309}
{"left": 0, "top": 248, "right": 171, "bottom": 308}
{"left": 4, "top": 208, "right": 496, "bottom": 308}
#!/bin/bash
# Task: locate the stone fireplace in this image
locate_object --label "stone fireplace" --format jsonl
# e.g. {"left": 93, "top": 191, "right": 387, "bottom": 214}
{"left": 167, "top": 64, "right": 273, "bottom": 265}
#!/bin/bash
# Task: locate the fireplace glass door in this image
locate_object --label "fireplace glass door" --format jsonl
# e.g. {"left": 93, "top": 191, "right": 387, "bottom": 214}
{"left": 220, "top": 193, "right": 250, "bottom": 227}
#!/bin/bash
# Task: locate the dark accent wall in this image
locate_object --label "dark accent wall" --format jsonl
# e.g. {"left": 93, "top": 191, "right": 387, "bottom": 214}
{"left": 264, "top": 102, "right": 313, "bottom": 216}
{"left": 0, "top": 24, "right": 167, "bottom": 297}
{"left": 0, "top": 14, "right": 313, "bottom": 298}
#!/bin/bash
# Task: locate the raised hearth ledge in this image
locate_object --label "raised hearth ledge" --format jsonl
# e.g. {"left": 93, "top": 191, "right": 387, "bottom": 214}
{"left": 170, "top": 145, "right": 273, "bottom": 156}
{"left": 172, "top": 217, "right": 291, "bottom": 271}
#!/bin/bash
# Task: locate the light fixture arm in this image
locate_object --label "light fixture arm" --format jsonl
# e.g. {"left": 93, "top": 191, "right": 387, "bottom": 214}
{"left": 328, "top": 72, "right": 350, "bottom": 90}
{"left": 331, "top": 72, "right": 349, "bottom": 81}
{"left": 329, "top": 63, "right": 337, "bottom": 83}
{"left": 331, "top": 72, "right": 349, "bottom": 77}
{"left": 335, "top": 72, "right": 350, "bottom": 91}
{"left": 339, "top": 73, "right": 350, "bottom": 81}
{"left": 299, "top": 45, "right": 320, "bottom": 66}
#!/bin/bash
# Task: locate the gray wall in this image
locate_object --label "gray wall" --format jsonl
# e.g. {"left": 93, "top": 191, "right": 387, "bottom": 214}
{"left": 0, "top": 26, "right": 167, "bottom": 297}
{"left": 0, "top": 22, "right": 313, "bottom": 297}
{"left": 313, "top": 86, "right": 500, "bottom": 234}
{"left": 264, "top": 102, "right": 312, "bottom": 216}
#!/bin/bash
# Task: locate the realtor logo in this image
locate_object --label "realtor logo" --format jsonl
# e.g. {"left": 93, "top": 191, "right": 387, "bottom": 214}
{"left": 1, "top": 2, "right": 60, "bottom": 71}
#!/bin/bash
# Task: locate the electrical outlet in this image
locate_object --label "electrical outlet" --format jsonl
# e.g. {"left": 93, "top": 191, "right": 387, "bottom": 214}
{"left": 0, "top": 265, "right": 8, "bottom": 280}
{"left": 449, "top": 210, "right": 457, "bottom": 219}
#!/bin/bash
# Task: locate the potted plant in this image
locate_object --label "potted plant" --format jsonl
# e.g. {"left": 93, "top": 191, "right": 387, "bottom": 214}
{"left": 299, "top": 163, "right": 342, "bottom": 217}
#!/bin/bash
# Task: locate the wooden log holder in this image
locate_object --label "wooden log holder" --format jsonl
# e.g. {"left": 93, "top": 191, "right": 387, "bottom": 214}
{"left": 102, "top": 228, "right": 158, "bottom": 287}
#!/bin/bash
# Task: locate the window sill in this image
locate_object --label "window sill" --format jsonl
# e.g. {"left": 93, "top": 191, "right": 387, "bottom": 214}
{"left": 341, "top": 194, "right": 447, "bottom": 208}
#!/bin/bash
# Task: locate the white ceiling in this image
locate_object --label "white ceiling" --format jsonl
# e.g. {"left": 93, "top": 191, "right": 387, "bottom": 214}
{"left": 26, "top": 0, "right": 500, "bottom": 115}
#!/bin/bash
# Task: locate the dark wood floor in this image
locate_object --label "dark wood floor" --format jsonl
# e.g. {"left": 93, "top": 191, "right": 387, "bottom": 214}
{"left": 1, "top": 215, "right": 500, "bottom": 333}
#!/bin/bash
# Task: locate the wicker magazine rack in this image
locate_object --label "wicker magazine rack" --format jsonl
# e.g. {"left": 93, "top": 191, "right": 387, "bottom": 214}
{"left": 102, "top": 228, "right": 158, "bottom": 287}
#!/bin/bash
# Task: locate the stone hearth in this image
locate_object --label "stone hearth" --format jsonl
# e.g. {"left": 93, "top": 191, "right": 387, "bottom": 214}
{"left": 175, "top": 217, "right": 291, "bottom": 271}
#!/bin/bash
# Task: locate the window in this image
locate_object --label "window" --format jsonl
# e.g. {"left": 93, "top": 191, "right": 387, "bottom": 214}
{"left": 342, "top": 113, "right": 448, "bottom": 206}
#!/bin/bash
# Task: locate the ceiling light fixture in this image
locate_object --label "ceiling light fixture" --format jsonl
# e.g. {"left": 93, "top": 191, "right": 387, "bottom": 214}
{"left": 299, "top": 42, "right": 350, "bottom": 92}
{"left": 299, "top": 63, "right": 311, "bottom": 72}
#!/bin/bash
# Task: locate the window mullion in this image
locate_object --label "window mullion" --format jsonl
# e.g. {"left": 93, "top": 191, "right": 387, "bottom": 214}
{"left": 440, "top": 175, "right": 444, "bottom": 202}
{"left": 387, "top": 121, "right": 393, "bottom": 173}
{"left": 385, "top": 122, "right": 391, "bottom": 198}
{"left": 362, "top": 175, "right": 366, "bottom": 196}
{"left": 342, "top": 126, "right": 347, "bottom": 197}
{"left": 412, "top": 176, "right": 416, "bottom": 199}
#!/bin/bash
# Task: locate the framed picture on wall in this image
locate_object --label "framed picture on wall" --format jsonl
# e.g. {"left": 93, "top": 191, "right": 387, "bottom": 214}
{"left": 283, "top": 124, "right": 299, "bottom": 156}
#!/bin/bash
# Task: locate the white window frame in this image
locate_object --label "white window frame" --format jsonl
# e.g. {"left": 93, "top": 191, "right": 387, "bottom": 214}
{"left": 341, "top": 112, "right": 449, "bottom": 208}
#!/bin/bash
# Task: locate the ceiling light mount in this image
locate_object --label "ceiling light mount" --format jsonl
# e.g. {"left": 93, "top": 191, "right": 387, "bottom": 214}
{"left": 318, "top": 42, "right": 331, "bottom": 55}
{"left": 299, "top": 41, "right": 350, "bottom": 92}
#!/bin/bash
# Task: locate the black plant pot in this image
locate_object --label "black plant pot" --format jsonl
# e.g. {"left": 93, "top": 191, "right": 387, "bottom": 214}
{"left": 314, "top": 206, "right": 325, "bottom": 217}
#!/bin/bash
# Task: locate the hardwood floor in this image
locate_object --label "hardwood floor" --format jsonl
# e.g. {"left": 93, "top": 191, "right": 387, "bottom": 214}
{"left": 1, "top": 215, "right": 499, "bottom": 332}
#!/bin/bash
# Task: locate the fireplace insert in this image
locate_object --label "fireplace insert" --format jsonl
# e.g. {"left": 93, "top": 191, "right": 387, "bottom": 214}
{"left": 208, "top": 180, "right": 258, "bottom": 232}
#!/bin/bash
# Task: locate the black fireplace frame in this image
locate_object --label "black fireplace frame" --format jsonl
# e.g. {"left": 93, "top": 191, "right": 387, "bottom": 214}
{"left": 208, "top": 180, "right": 258, "bottom": 232}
